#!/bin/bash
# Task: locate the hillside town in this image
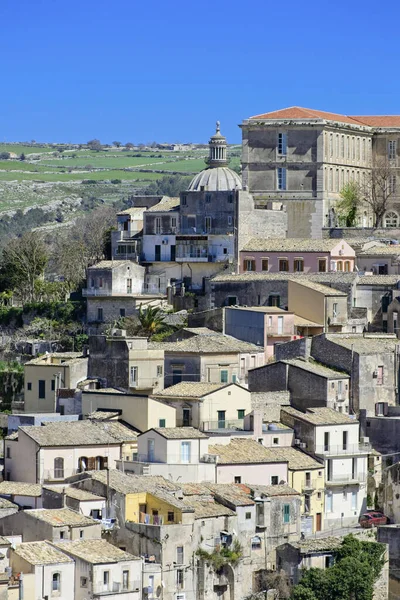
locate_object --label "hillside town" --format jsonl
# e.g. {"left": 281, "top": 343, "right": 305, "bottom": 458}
{"left": 5, "top": 107, "right": 400, "bottom": 599}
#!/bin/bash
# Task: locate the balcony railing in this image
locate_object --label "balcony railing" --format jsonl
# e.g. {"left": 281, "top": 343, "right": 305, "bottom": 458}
{"left": 202, "top": 418, "right": 245, "bottom": 431}
{"left": 140, "top": 512, "right": 164, "bottom": 525}
{"left": 82, "top": 286, "right": 165, "bottom": 297}
{"left": 301, "top": 479, "right": 318, "bottom": 492}
{"left": 326, "top": 472, "right": 367, "bottom": 485}
{"left": 315, "top": 442, "right": 371, "bottom": 456}
{"left": 93, "top": 581, "right": 141, "bottom": 596}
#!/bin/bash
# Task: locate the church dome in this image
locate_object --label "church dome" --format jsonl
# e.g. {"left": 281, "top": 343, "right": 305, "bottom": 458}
{"left": 188, "top": 166, "right": 242, "bottom": 191}
{"left": 187, "top": 121, "right": 242, "bottom": 191}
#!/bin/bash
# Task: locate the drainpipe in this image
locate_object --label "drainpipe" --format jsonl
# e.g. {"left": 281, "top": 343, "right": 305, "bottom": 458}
{"left": 350, "top": 344, "right": 354, "bottom": 415}
{"left": 36, "top": 448, "right": 41, "bottom": 484}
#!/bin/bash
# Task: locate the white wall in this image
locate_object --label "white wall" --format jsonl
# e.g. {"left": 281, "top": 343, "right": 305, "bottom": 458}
{"left": 216, "top": 462, "right": 288, "bottom": 485}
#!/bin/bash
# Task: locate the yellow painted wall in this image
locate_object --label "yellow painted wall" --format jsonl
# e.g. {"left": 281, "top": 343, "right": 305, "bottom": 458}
{"left": 125, "top": 492, "right": 182, "bottom": 524}
{"left": 288, "top": 468, "right": 325, "bottom": 533}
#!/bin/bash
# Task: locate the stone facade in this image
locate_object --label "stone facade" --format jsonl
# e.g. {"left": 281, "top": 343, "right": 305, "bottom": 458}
{"left": 241, "top": 107, "right": 400, "bottom": 238}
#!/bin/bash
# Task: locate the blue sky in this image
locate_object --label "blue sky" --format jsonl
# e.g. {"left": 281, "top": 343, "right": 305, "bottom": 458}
{"left": 1, "top": 0, "right": 399, "bottom": 144}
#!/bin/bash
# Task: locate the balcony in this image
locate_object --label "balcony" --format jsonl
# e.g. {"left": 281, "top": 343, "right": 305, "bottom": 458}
{"left": 325, "top": 472, "right": 367, "bottom": 486}
{"left": 82, "top": 286, "right": 165, "bottom": 297}
{"left": 315, "top": 442, "right": 371, "bottom": 456}
{"left": 202, "top": 418, "right": 245, "bottom": 432}
{"left": 140, "top": 512, "right": 164, "bottom": 525}
{"left": 93, "top": 581, "right": 140, "bottom": 596}
{"left": 301, "top": 479, "right": 317, "bottom": 492}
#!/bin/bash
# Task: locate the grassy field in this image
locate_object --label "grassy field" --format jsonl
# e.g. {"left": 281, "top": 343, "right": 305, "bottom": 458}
{"left": 0, "top": 169, "right": 165, "bottom": 182}
{"left": 0, "top": 144, "right": 59, "bottom": 155}
{"left": 0, "top": 144, "right": 241, "bottom": 228}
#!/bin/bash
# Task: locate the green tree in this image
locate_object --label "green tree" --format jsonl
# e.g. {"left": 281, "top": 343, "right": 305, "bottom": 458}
{"left": 125, "top": 142, "right": 134, "bottom": 149}
{"left": 0, "top": 232, "right": 48, "bottom": 303}
{"left": 112, "top": 141, "right": 122, "bottom": 148}
{"left": 336, "top": 181, "right": 360, "bottom": 226}
{"left": 87, "top": 139, "right": 102, "bottom": 151}
{"left": 290, "top": 535, "right": 386, "bottom": 600}
{"left": 0, "top": 152, "right": 10, "bottom": 160}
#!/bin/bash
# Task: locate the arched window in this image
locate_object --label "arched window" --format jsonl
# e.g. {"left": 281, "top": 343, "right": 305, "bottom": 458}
{"left": 337, "top": 261, "right": 343, "bottom": 272}
{"left": 385, "top": 211, "right": 399, "bottom": 228}
{"left": 344, "top": 261, "right": 351, "bottom": 272}
{"left": 52, "top": 572, "right": 61, "bottom": 592}
{"left": 54, "top": 457, "right": 64, "bottom": 479}
{"left": 95, "top": 456, "right": 104, "bottom": 470}
{"left": 78, "top": 457, "right": 88, "bottom": 473}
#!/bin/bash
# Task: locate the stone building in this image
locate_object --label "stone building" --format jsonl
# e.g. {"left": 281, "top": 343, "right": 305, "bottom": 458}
{"left": 248, "top": 358, "right": 350, "bottom": 414}
{"left": 241, "top": 106, "right": 400, "bottom": 237}
{"left": 84, "top": 260, "right": 167, "bottom": 324}
{"left": 88, "top": 330, "right": 165, "bottom": 394}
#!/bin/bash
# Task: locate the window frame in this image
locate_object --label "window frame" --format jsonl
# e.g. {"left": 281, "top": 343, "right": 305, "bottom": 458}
{"left": 277, "top": 167, "right": 287, "bottom": 190}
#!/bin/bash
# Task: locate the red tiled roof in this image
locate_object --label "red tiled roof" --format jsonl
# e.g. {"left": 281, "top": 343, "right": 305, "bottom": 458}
{"left": 249, "top": 106, "right": 400, "bottom": 128}
{"left": 351, "top": 116, "right": 400, "bottom": 127}
{"left": 249, "top": 107, "right": 362, "bottom": 125}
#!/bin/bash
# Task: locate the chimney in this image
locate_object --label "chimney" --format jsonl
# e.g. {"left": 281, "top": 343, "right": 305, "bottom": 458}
{"left": 252, "top": 410, "right": 263, "bottom": 439}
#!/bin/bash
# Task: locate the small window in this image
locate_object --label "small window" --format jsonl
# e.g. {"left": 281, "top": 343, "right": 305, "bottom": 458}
{"left": 130, "top": 366, "right": 138, "bottom": 386}
{"left": 277, "top": 167, "right": 287, "bottom": 190}
{"left": 27, "top": 382, "right": 32, "bottom": 391}
{"left": 6, "top": 446, "right": 10, "bottom": 459}
{"left": 283, "top": 504, "right": 290, "bottom": 523}
{"left": 245, "top": 511, "right": 251, "bottom": 519}
{"left": 176, "top": 545, "right": 184, "bottom": 564}
{"left": 317, "top": 492, "right": 322, "bottom": 499}
{"left": 159, "top": 419, "right": 166, "bottom": 428}
{"left": 79, "top": 529, "right": 84, "bottom": 539}
{"left": 278, "top": 132, "right": 287, "bottom": 156}
{"left": 122, "top": 570, "right": 129, "bottom": 591}
{"left": 243, "top": 259, "right": 256, "bottom": 272}
{"left": 235, "top": 476, "right": 242, "bottom": 484}
{"left": 80, "top": 577, "right": 88, "bottom": 588}
{"left": 59, "top": 531, "right": 65, "bottom": 540}
{"left": 103, "top": 571, "right": 110, "bottom": 587}
{"left": 388, "top": 140, "right": 397, "bottom": 160}
{"left": 279, "top": 259, "right": 289, "bottom": 272}
{"left": 271, "top": 476, "right": 279, "bottom": 485}
{"left": 52, "top": 572, "right": 61, "bottom": 593}
{"left": 51, "top": 379, "right": 55, "bottom": 392}
{"left": 294, "top": 259, "right": 304, "bottom": 272}
{"left": 237, "top": 409, "right": 245, "bottom": 420}
{"left": 205, "top": 193, "right": 211, "bottom": 203}
{"left": 97, "top": 308, "right": 103, "bottom": 322}
{"left": 318, "top": 259, "right": 327, "bottom": 272}
{"left": 38, "top": 380, "right": 46, "bottom": 399}
{"left": 377, "top": 366, "right": 384, "bottom": 385}
{"left": 273, "top": 437, "right": 279, "bottom": 445}
{"left": 182, "top": 195, "right": 187, "bottom": 206}
{"left": 120, "top": 308, "right": 126, "bottom": 318}
{"left": 261, "top": 258, "right": 269, "bottom": 271}
{"left": 223, "top": 247, "right": 228, "bottom": 254}
{"left": 157, "top": 365, "right": 163, "bottom": 377}
{"left": 251, "top": 536, "right": 262, "bottom": 550}
{"left": 228, "top": 193, "right": 234, "bottom": 203}
{"left": 168, "top": 511, "right": 175, "bottom": 523}
{"left": 220, "top": 370, "right": 228, "bottom": 383}
{"left": 54, "top": 457, "right": 64, "bottom": 479}
{"left": 176, "top": 569, "right": 184, "bottom": 589}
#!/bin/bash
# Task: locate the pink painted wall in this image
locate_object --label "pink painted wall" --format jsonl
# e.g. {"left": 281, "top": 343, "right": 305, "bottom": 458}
{"left": 215, "top": 462, "right": 288, "bottom": 485}
{"left": 240, "top": 243, "right": 356, "bottom": 274}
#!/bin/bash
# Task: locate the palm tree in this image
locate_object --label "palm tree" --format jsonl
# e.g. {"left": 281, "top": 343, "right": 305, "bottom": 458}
{"left": 138, "top": 305, "right": 166, "bottom": 337}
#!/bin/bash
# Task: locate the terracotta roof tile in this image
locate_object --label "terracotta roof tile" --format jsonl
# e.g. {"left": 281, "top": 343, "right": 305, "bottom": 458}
{"left": 249, "top": 107, "right": 400, "bottom": 129}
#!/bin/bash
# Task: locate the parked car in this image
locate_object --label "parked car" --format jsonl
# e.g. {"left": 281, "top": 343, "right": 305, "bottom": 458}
{"left": 359, "top": 512, "right": 389, "bottom": 528}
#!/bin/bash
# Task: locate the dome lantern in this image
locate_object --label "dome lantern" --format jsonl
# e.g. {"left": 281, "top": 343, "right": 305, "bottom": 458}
{"left": 205, "top": 121, "right": 228, "bottom": 167}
